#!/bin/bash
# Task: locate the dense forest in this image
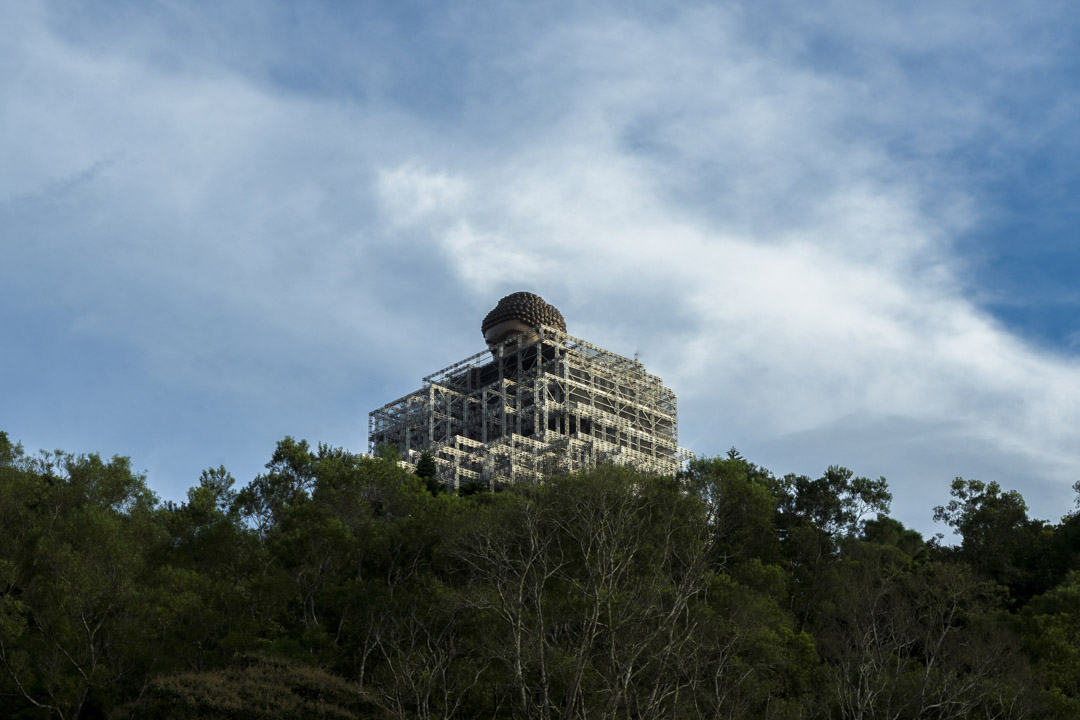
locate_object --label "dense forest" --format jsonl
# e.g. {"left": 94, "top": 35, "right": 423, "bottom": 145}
{"left": 1, "top": 430, "right": 1078, "bottom": 719}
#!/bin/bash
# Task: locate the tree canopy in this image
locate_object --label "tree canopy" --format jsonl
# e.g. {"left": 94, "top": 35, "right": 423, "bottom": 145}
{"left": 1, "top": 430, "right": 1078, "bottom": 719}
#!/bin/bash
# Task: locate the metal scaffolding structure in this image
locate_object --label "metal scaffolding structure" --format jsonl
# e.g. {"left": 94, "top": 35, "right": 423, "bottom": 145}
{"left": 369, "top": 325, "right": 692, "bottom": 489}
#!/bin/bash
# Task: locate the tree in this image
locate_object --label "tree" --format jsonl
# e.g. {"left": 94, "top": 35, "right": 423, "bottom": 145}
{"left": 933, "top": 478, "right": 1056, "bottom": 605}
{"left": 0, "top": 440, "right": 169, "bottom": 719}
{"left": 233, "top": 437, "right": 317, "bottom": 535}
{"left": 781, "top": 466, "right": 892, "bottom": 541}
{"left": 775, "top": 466, "right": 892, "bottom": 629}
{"left": 683, "top": 455, "right": 784, "bottom": 570}
{"left": 450, "top": 466, "right": 811, "bottom": 719}
{"left": 154, "top": 464, "right": 264, "bottom": 673}
{"left": 114, "top": 654, "right": 380, "bottom": 720}
{"left": 861, "top": 516, "right": 927, "bottom": 561}
{"left": 414, "top": 450, "right": 442, "bottom": 496}
{"left": 415, "top": 451, "right": 437, "bottom": 481}
{"left": 1021, "top": 571, "right": 1080, "bottom": 718}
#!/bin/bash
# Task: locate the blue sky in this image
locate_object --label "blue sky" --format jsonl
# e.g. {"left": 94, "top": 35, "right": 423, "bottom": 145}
{"left": 3, "top": 0, "right": 1079, "bottom": 537}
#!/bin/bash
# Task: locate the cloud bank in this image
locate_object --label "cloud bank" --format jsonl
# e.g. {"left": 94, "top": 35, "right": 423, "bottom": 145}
{"left": 3, "top": 0, "right": 1079, "bottom": 535}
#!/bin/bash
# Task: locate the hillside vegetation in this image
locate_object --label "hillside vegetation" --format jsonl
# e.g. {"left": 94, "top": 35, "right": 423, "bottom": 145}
{"left": 2, "top": 431, "right": 1078, "bottom": 719}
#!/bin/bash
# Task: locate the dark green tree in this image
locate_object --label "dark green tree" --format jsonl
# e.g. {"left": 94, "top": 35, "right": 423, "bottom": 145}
{"left": 776, "top": 466, "right": 892, "bottom": 628}
{"left": 1022, "top": 571, "right": 1080, "bottom": 717}
{"left": 683, "top": 455, "right": 784, "bottom": 570}
{"left": 934, "top": 477, "right": 1057, "bottom": 605}
{"left": 414, "top": 450, "right": 443, "bottom": 496}
{"left": 414, "top": 451, "right": 437, "bottom": 480}
{"left": 0, "top": 435, "right": 170, "bottom": 719}
{"left": 450, "top": 465, "right": 813, "bottom": 719}
{"left": 115, "top": 654, "right": 380, "bottom": 719}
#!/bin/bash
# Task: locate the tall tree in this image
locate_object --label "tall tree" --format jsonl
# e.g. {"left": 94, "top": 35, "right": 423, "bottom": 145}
{"left": 1021, "top": 571, "right": 1080, "bottom": 717}
{"left": 776, "top": 466, "right": 892, "bottom": 628}
{"left": 933, "top": 478, "right": 1057, "bottom": 605}
{"left": 683, "top": 455, "right": 784, "bottom": 569}
{"left": 0, "top": 436, "right": 168, "bottom": 719}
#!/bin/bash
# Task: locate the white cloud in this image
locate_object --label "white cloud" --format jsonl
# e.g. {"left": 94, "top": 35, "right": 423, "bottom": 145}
{"left": 3, "top": 0, "right": 1078, "bottom": 531}
{"left": 364, "top": 4, "right": 1080, "bottom": 529}
{"left": 376, "top": 163, "right": 467, "bottom": 228}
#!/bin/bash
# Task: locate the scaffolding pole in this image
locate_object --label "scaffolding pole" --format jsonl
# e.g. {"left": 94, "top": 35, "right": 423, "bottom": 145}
{"left": 369, "top": 326, "right": 692, "bottom": 488}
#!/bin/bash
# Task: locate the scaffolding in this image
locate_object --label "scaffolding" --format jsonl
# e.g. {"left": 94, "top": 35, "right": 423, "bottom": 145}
{"left": 369, "top": 326, "right": 692, "bottom": 489}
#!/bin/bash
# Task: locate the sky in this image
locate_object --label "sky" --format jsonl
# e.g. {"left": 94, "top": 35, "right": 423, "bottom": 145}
{"left": 3, "top": 0, "right": 1079, "bottom": 538}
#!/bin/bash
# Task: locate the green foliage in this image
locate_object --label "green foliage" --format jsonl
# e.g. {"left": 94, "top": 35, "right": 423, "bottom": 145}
{"left": 781, "top": 465, "right": 892, "bottom": 540}
{"left": 934, "top": 477, "right": 1062, "bottom": 605}
{"left": 771, "top": 465, "right": 893, "bottom": 629}
{"left": 116, "top": 654, "right": 382, "bottom": 719}
{"left": 414, "top": 450, "right": 437, "bottom": 481}
{"left": 445, "top": 465, "right": 814, "bottom": 718}
{"left": 456, "top": 479, "right": 489, "bottom": 496}
{"left": 861, "top": 516, "right": 927, "bottom": 560}
{"left": 684, "top": 454, "right": 784, "bottom": 567}
{"left": 2, "top": 430, "right": 1078, "bottom": 719}
{"left": 1022, "top": 571, "right": 1080, "bottom": 716}
{"left": 0, "top": 439, "right": 167, "bottom": 718}
{"left": 815, "top": 547, "right": 1037, "bottom": 719}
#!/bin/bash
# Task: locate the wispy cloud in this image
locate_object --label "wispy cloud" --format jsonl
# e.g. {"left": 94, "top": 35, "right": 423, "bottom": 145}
{"left": 2, "top": 0, "right": 1078, "bottom": 533}
{"left": 366, "top": 3, "right": 1080, "bottom": 528}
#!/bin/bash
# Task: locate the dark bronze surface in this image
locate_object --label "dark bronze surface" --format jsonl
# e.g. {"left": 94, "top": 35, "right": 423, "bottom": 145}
{"left": 481, "top": 291, "right": 566, "bottom": 337}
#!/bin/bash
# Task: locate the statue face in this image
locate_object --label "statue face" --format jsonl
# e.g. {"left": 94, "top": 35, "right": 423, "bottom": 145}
{"left": 484, "top": 319, "right": 538, "bottom": 351}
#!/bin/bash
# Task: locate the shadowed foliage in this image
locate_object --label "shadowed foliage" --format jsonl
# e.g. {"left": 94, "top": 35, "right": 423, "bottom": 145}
{"left": 1, "top": 431, "right": 1078, "bottom": 719}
